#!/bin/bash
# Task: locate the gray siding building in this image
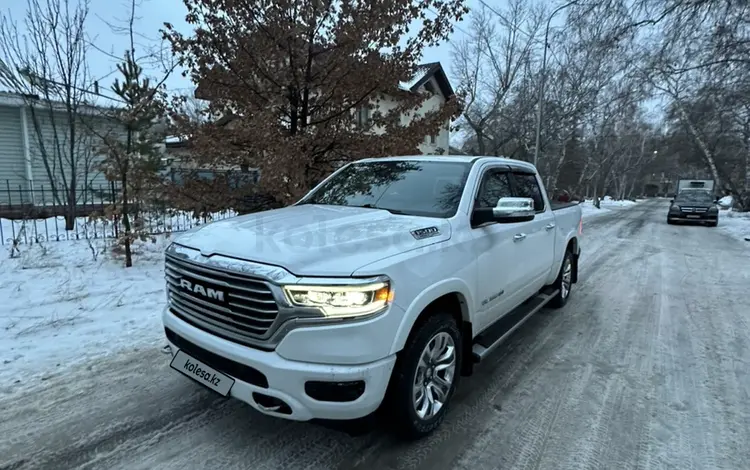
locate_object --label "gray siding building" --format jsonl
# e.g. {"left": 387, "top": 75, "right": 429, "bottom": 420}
{"left": 0, "top": 92, "right": 114, "bottom": 206}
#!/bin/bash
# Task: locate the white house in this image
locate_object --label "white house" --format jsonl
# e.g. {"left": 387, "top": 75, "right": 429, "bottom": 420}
{"left": 374, "top": 61, "right": 454, "bottom": 155}
{"left": 0, "top": 91, "right": 129, "bottom": 207}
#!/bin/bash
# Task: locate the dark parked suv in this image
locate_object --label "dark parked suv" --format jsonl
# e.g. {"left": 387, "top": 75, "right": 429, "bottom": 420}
{"left": 667, "top": 190, "right": 719, "bottom": 226}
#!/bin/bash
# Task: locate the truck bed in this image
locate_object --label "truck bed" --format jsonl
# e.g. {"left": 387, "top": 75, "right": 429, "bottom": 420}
{"left": 550, "top": 201, "right": 581, "bottom": 211}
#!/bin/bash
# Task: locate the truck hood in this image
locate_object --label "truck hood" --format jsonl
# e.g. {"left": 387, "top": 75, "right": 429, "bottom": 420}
{"left": 674, "top": 202, "right": 716, "bottom": 209}
{"left": 173, "top": 204, "right": 452, "bottom": 277}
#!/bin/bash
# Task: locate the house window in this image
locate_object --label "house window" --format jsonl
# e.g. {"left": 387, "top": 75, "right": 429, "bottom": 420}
{"left": 430, "top": 135, "right": 436, "bottom": 144}
{"left": 355, "top": 106, "right": 371, "bottom": 129}
{"left": 424, "top": 82, "right": 436, "bottom": 94}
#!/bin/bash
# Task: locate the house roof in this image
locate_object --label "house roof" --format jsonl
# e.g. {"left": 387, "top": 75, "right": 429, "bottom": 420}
{"left": 398, "top": 62, "right": 455, "bottom": 98}
{"left": 0, "top": 90, "right": 116, "bottom": 116}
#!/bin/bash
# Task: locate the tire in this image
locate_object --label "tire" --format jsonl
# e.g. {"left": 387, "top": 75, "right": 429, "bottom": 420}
{"left": 386, "top": 313, "right": 462, "bottom": 440}
{"left": 548, "top": 250, "right": 574, "bottom": 309}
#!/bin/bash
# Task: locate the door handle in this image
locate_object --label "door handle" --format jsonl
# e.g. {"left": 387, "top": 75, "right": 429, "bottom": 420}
{"left": 545, "top": 223, "right": 556, "bottom": 231}
{"left": 513, "top": 233, "right": 527, "bottom": 242}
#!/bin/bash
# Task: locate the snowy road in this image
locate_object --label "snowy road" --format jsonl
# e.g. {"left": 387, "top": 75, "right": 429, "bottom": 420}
{"left": 2, "top": 199, "right": 749, "bottom": 470}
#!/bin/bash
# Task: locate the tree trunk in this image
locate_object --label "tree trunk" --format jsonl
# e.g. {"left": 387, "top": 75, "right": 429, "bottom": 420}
{"left": 122, "top": 170, "right": 132, "bottom": 268}
{"left": 548, "top": 142, "right": 568, "bottom": 195}
{"left": 592, "top": 175, "right": 601, "bottom": 208}
{"left": 67, "top": 104, "right": 78, "bottom": 232}
{"left": 123, "top": 129, "right": 133, "bottom": 268}
{"left": 65, "top": 186, "right": 76, "bottom": 231}
{"left": 627, "top": 178, "right": 637, "bottom": 200}
{"left": 677, "top": 104, "right": 721, "bottom": 190}
{"left": 615, "top": 175, "right": 625, "bottom": 200}
{"left": 475, "top": 129, "right": 486, "bottom": 155}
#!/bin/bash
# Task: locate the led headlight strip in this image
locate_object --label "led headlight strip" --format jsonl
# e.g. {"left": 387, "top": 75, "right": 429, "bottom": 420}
{"left": 283, "top": 281, "right": 393, "bottom": 318}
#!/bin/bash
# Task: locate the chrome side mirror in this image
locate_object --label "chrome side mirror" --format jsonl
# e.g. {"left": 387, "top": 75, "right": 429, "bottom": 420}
{"left": 492, "top": 197, "right": 536, "bottom": 222}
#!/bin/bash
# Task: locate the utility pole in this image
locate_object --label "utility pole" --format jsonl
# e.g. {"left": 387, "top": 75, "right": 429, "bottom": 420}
{"left": 533, "top": 0, "right": 580, "bottom": 168}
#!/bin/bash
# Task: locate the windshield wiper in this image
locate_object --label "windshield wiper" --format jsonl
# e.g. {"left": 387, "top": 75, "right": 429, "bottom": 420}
{"left": 354, "top": 204, "right": 407, "bottom": 215}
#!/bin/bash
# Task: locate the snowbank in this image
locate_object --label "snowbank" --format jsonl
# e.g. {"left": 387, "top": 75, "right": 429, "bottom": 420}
{"left": 719, "top": 210, "right": 750, "bottom": 243}
{"left": 580, "top": 197, "right": 641, "bottom": 218}
{"left": 0, "top": 237, "right": 171, "bottom": 393}
{"left": 580, "top": 200, "right": 612, "bottom": 218}
{"left": 718, "top": 195, "right": 734, "bottom": 209}
{"left": 600, "top": 196, "right": 640, "bottom": 207}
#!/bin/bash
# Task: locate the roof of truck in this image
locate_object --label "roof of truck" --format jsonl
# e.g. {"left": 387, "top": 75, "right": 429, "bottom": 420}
{"left": 357, "top": 155, "right": 536, "bottom": 171}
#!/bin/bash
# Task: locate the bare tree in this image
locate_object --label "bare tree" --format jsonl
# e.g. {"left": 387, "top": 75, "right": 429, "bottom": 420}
{"left": 451, "top": 0, "right": 544, "bottom": 156}
{"left": 0, "top": 0, "right": 98, "bottom": 230}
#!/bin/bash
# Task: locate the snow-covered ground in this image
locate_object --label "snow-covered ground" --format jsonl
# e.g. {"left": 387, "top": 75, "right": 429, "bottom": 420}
{"left": 719, "top": 209, "right": 750, "bottom": 243}
{"left": 579, "top": 196, "right": 641, "bottom": 218}
{"left": 0, "top": 237, "right": 170, "bottom": 392}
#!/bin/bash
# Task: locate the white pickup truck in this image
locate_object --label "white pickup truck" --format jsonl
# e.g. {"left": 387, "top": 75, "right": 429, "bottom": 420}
{"left": 162, "top": 155, "right": 583, "bottom": 439}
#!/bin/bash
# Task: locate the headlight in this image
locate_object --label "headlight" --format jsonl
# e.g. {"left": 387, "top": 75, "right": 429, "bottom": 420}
{"left": 283, "top": 281, "right": 393, "bottom": 318}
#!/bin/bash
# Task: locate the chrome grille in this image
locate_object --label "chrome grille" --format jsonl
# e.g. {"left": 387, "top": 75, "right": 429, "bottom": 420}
{"left": 680, "top": 206, "right": 708, "bottom": 213}
{"left": 165, "top": 254, "right": 279, "bottom": 341}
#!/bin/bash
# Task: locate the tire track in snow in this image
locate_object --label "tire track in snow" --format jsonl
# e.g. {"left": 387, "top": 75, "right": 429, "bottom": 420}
{"left": 511, "top": 213, "right": 653, "bottom": 470}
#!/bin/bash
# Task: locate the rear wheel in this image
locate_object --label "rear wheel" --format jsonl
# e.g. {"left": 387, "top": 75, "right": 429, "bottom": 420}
{"left": 549, "top": 250, "right": 573, "bottom": 309}
{"left": 387, "top": 313, "right": 462, "bottom": 440}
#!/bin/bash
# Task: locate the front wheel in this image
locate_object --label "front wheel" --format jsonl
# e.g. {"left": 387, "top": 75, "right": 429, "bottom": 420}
{"left": 386, "top": 314, "right": 462, "bottom": 440}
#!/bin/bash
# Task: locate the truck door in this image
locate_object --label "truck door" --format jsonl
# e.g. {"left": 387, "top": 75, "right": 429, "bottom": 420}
{"left": 509, "top": 170, "right": 556, "bottom": 298}
{"left": 469, "top": 167, "right": 527, "bottom": 331}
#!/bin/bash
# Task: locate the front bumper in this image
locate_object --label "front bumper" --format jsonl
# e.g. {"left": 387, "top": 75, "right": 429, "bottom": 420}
{"left": 163, "top": 307, "right": 396, "bottom": 421}
{"left": 668, "top": 212, "right": 718, "bottom": 223}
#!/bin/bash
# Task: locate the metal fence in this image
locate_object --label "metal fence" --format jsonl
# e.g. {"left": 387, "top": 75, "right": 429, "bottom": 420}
{"left": 0, "top": 180, "right": 237, "bottom": 245}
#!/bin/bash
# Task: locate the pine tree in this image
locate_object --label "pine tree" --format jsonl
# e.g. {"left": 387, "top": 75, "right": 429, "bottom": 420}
{"left": 101, "top": 50, "right": 165, "bottom": 267}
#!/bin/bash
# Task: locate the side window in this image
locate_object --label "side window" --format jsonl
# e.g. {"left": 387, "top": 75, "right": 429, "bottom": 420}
{"left": 475, "top": 170, "right": 512, "bottom": 209}
{"left": 512, "top": 172, "right": 545, "bottom": 212}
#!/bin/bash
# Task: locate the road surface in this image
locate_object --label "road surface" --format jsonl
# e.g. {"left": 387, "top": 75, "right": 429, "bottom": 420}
{"left": 2, "top": 199, "right": 749, "bottom": 470}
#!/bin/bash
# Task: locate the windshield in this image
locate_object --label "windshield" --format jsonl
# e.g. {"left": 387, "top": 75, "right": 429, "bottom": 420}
{"left": 675, "top": 190, "right": 715, "bottom": 204}
{"left": 298, "top": 160, "right": 472, "bottom": 218}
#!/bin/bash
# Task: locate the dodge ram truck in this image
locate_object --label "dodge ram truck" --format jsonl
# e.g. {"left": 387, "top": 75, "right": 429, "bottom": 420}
{"left": 162, "top": 155, "right": 583, "bottom": 439}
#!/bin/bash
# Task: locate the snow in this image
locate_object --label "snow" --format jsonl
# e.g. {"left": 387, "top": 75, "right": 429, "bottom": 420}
{"left": 579, "top": 197, "right": 641, "bottom": 218}
{"left": 0, "top": 236, "right": 170, "bottom": 393}
{"left": 0, "top": 208, "right": 234, "bottom": 393}
{"left": 719, "top": 209, "right": 750, "bottom": 243}
{"left": 718, "top": 195, "right": 734, "bottom": 208}
{"left": 398, "top": 63, "right": 433, "bottom": 91}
